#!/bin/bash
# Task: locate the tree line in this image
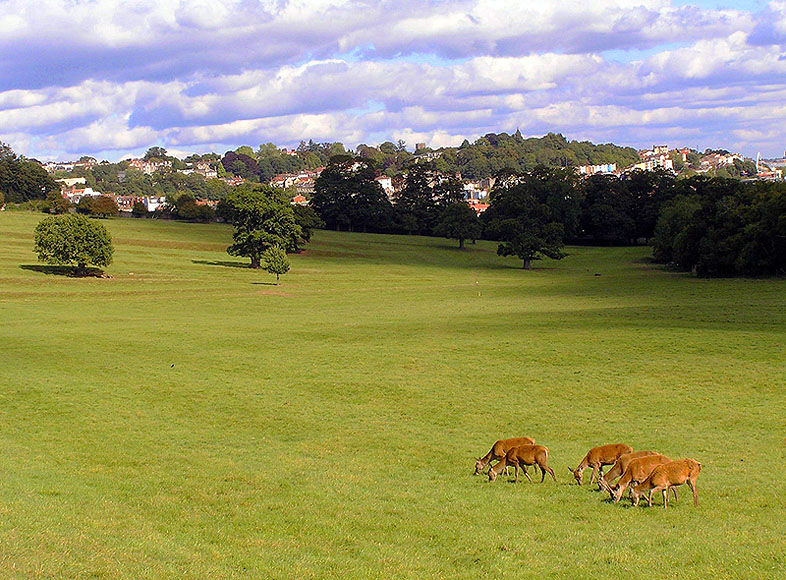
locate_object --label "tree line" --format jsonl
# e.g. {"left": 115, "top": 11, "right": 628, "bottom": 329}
{"left": 652, "top": 177, "right": 786, "bottom": 276}
{"left": 309, "top": 157, "right": 786, "bottom": 275}
{"left": 0, "top": 143, "right": 59, "bottom": 205}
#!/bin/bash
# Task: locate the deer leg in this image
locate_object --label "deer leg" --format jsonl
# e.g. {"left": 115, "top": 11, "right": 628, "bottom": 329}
{"left": 513, "top": 464, "right": 519, "bottom": 483}
{"left": 589, "top": 465, "right": 600, "bottom": 485}
{"left": 688, "top": 479, "right": 698, "bottom": 506}
{"left": 662, "top": 488, "right": 669, "bottom": 509}
{"left": 646, "top": 489, "right": 654, "bottom": 507}
{"left": 670, "top": 487, "right": 678, "bottom": 502}
{"left": 522, "top": 465, "right": 534, "bottom": 484}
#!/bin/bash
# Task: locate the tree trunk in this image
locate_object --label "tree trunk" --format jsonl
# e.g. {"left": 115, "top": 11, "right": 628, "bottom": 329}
{"left": 459, "top": 238, "right": 465, "bottom": 249}
{"left": 276, "top": 273, "right": 280, "bottom": 284}
{"left": 76, "top": 262, "right": 88, "bottom": 276}
{"left": 250, "top": 257, "right": 261, "bottom": 269}
{"left": 523, "top": 258, "right": 532, "bottom": 270}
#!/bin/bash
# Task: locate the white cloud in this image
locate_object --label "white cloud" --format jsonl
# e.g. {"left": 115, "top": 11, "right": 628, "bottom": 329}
{"left": 1, "top": 1, "right": 784, "bottom": 159}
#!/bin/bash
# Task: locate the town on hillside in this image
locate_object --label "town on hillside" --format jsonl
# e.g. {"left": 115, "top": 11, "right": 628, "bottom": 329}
{"left": 12, "top": 134, "right": 786, "bottom": 217}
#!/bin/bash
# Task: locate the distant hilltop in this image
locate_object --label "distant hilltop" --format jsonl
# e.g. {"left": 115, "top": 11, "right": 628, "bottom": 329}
{"left": 5, "top": 132, "right": 782, "bottom": 208}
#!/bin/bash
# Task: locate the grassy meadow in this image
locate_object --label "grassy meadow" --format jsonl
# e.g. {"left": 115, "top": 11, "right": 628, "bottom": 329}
{"left": 1, "top": 211, "right": 785, "bottom": 579}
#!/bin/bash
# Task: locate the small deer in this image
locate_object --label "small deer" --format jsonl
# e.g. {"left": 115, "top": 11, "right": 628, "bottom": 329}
{"left": 488, "top": 445, "right": 556, "bottom": 483}
{"left": 569, "top": 443, "right": 633, "bottom": 485}
{"left": 610, "top": 454, "right": 674, "bottom": 503}
{"left": 474, "top": 437, "right": 536, "bottom": 475}
{"left": 598, "top": 450, "right": 659, "bottom": 493}
{"left": 630, "top": 458, "right": 702, "bottom": 508}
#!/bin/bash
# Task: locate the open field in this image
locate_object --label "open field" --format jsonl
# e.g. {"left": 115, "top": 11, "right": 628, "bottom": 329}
{"left": 1, "top": 211, "right": 785, "bottom": 579}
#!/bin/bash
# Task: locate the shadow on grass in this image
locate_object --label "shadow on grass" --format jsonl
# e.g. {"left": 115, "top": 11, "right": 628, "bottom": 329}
{"left": 192, "top": 259, "right": 250, "bottom": 269}
{"left": 250, "top": 281, "right": 278, "bottom": 286}
{"left": 20, "top": 264, "right": 109, "bottom": 278}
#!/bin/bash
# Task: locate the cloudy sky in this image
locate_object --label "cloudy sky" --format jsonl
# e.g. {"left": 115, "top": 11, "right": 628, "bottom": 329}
{"left": 1, "top": 0, "right": 785, "bottom": 161}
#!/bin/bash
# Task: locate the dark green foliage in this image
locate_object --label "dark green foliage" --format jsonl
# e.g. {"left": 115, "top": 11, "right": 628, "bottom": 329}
{"left": 624, "top": 169, "right": 677, "bottom": 240}
{"left": 312, "top": 156, "right": 393, "bottom": 233}
{"left": 652, "top": 195, "right": 702, "bottom": 263}
{"left": 222, "top": 151, "right": 259, "bottom": 181}
{"left": 131, "top": 201, "right": 149, "bottom": 218}
{"left": 33, "top": 214, "right": 114, "bottom": 275}
{"left": 43, "top": 190, "right": 71, "bottom": 214}
{"left": 224, "top": 185, "right": 303, "bottom": 268}
{"left": 143, "top": 147, "right": 168, "bottom": 161}
{"left": 395, "top": 163, "right": 464, "bottom": 236}
{"left": 90, "top": 195, "right": 119, "bottom": 218}
{"left": 440, "top": 132, "right": 640, "bottom": 179}
{"left": 483, "top": 172, "right": 566, "bottom": 269}
{"left": 516, "top": 166, "right": 582, "bottom": 239}
{"left": 0, "top": 144, "right": 59, "bottom": 202}
{"left": 395, "top": 162, "right": 437, "bottom": 235}
{"left": 75, "top": 196, "right": 94, "bottom": 215}
{"left": 433, "top": 203, "right": 482, "bottom": 248}
{"left": 168, "top": 193, "right": 214, "bottom": 222}
{"left": 580, "top": 174, "right": 635, "bottom": 243}
{"left": 292, "top": 204, "right": 325, "bottom": 245}
{"left": 651, "top": 176, "right": 786, "bottom": 276}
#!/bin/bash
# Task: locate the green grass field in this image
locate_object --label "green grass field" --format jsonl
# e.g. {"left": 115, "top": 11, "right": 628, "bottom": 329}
{"left": 1, "top": 211, "right": 785, "bottom": 579}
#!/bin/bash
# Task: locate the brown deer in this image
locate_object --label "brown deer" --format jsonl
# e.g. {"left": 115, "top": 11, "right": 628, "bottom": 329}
{"left": 610, "top": 454, "right": 674, "bottom": 503}
{"left": 598, "top": 450, "right": 659, "bottom": 493}
{"left": 569, "top": 443, "right": 633, "bottom": 485}
{"left": 630, "top": 458, "right": 702, "bottom": 508}
{"left": 474, "top": 437, "right": 536, "bottom": 475}
{"left": 488, "top": 445, "right": 556, "bottom": 483}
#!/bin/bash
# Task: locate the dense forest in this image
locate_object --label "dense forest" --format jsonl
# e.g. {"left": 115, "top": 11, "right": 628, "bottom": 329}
{"left": 0, "top": 143, "right": 59, "bottom": 203}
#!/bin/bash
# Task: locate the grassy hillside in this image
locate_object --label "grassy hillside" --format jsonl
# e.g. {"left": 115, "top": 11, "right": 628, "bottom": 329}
{"left": 1, "top": 212, "right": 784, "bottom": 579}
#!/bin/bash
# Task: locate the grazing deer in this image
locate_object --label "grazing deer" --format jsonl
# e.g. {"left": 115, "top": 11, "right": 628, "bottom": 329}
{"left": 474, "top": 437, "right": 536, "bottom": 475}
{"left": 630, "top": 458, "right": 702, "bottom": 508}
{"left": 598, "top": 450, "right": 659, "bottom": 493}
{"left": 569, "top": 443, "right": 633, "bottom": 485}
{"left": 610, "top": 454, "right": 674, "bottom": 503}
{"left": 488, "top": 445, "right": 556, "bottom": 483}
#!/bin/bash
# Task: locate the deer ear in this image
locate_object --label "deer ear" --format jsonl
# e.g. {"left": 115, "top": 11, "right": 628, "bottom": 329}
{"left": 567, "top": 467, "right": 573, "bottom": 473}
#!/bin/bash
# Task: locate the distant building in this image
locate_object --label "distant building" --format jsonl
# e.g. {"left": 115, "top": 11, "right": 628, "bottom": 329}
{"left": 56, "top": 177, "right": 87, "bottom": 188}
{"left": 128, "top": 158, "right": 172, "bottom": 175}
{"left": 375, "top": 176, "right": 395, "bottom": 198}
{"left": 143, "top": 196, "right": 167, "bottom": 212}
{"left": 577, "top": 163, "right": 617, "bottom": 176}
{"left": 463, "top": 182, "right": 489, "bottom": 200}
{"left": 61, "top": 187, "right": 102, "bottom": 204}
{"left": 466, "top": 200, "right": 489, "bottom": 215}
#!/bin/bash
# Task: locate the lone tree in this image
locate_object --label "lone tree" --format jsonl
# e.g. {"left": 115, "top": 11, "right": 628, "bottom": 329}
{"left": 483, "top": 175, "right": 566, "bottom": 269}
{"left": 433, "top": 202, "right": 482, "bottom": 248}
{"left": 263, "top": 245, "right": 290, "bottom": 284}
{"left": 223, "top": 185, "right": 303, "bottom": 268}
{"left": 34, "top": 214, "right": 114, "bottom": 276}
{"left": 90, "top": 195, "right": 119, "bottom": 218}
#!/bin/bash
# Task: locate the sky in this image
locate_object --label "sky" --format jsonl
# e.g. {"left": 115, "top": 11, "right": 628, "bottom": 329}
{"left": 1, "top": 0, "right": 785, "bottom": 161}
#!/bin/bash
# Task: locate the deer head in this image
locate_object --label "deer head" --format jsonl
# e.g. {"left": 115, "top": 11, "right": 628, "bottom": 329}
{"left": 568, "top": 466, "right": 583, "bottom": 485}
{"left": 488, "top": 466, "right": 499, "bottom": 482}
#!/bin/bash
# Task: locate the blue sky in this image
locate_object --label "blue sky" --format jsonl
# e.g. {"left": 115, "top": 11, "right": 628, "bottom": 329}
{"left": 1, "top": 0, "right": 784, "bottom": 161}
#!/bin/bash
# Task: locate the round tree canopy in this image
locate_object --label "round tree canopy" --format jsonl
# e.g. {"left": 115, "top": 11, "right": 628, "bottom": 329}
{"left": 34, "top": 214, "right": 114, "bottom": 274}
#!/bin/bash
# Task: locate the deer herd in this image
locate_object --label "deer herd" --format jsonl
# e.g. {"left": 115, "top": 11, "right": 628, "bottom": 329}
{"left": 475, "top": 438, "right": 702, "bottom": 509}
